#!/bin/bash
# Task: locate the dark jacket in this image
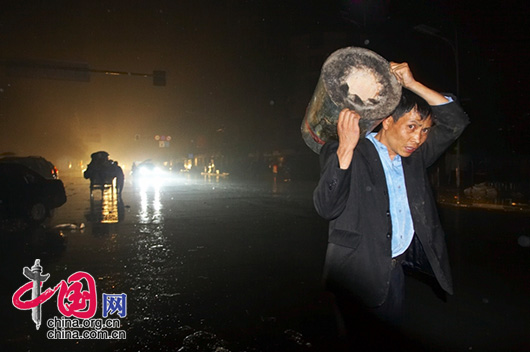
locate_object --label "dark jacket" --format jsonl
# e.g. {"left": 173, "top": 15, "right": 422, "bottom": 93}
{"left": 313, "top": 100, "right": 469, "bottom": 307}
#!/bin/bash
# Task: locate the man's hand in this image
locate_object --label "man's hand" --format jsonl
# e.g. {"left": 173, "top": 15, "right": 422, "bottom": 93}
{"left": 390, "top": 61, "right": 449, "bottom": 106}
{"left": 336, "top": 108, "right": 360, "bottom": 169}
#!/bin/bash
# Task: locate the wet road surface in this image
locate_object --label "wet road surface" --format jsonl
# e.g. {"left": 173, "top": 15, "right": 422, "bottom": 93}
{"left": 1, "top": 173, "right": 529, "bottom": 351}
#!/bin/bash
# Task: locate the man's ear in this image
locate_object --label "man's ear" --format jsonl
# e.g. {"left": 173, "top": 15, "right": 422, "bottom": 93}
{"left": 382, "top": 116, "right": 394, "bottom": 130}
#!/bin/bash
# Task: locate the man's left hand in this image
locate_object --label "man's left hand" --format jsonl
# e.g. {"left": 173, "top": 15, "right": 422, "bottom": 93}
{"left": 390, "top": 62, "right": 416, "bottom": 89}
{"left": 390, "top": 61, "right": 449, "bottom": 106}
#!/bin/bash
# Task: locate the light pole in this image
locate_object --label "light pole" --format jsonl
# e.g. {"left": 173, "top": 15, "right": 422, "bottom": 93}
{"left": 414, "top": 24, "right": 462, "bottom": 194}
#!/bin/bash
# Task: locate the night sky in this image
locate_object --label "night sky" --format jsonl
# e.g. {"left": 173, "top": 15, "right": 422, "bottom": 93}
{"left": 1, "top": 0, "right": 529, "bottom": 169}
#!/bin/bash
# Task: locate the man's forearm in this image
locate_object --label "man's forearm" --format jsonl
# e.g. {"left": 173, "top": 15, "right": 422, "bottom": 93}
{"left": 337, "top": 144, "right": 354, "bottom": 169}
{"left": 405, "top": 81, "right": 449, "bottom": 106}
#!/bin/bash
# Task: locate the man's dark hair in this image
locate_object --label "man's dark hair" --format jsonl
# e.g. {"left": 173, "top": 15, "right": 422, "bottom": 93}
{"left": 391, "top": 89, "right": 432, "bottom": 121}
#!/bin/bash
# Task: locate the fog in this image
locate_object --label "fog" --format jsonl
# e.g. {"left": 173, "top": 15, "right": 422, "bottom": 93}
{"left": 1, "top": 1, "right": 529, "bottom": 174}
{"left": 0, "top": 2, "right": 290, "bottom": 168}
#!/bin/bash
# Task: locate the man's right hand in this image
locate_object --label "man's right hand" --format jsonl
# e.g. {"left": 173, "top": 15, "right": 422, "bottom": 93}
{"left": 336, "top": 108, "right": 360, "bottom": 169}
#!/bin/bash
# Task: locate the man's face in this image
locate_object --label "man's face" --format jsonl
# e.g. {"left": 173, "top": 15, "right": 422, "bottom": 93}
{"left": 379, "top": 108, "right": 432, "bottom": 160}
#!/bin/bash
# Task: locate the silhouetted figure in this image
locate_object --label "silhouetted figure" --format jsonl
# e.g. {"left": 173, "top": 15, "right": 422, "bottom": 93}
{"left": 84, "top": 151, "right": 124, "bottom": 195}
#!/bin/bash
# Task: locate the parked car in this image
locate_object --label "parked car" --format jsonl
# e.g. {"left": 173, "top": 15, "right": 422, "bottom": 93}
{"left": 0, "top": 156, "right": 59, "bottom": 179}
{"left": 0, "top": 163, "right": 67, "bottom": 223}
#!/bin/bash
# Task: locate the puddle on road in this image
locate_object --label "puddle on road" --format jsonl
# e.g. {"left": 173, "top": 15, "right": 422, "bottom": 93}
{"left": 9, "top": 175, "right": 325, "bottom": 351}
{"left": 85, "top": 185, "right": 124, "bottom": 224}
